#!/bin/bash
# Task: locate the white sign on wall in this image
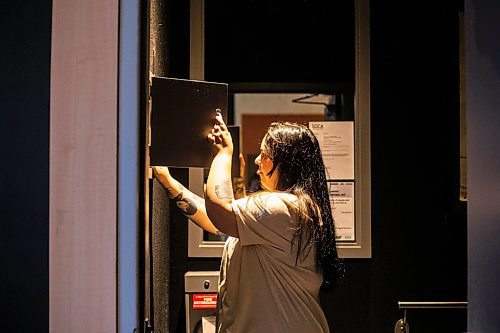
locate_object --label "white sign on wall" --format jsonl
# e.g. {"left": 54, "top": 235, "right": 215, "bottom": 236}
{"left": 329, "top": 181, "right": 355, "bottom": 242}
{"left": 309, "top": 121, "right": 354, "bottom": 180}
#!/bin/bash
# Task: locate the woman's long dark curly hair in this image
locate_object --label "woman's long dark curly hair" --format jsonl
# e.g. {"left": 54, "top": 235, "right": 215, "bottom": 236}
{"left": 261, "top": 121, "right": 343, "bottom": 287}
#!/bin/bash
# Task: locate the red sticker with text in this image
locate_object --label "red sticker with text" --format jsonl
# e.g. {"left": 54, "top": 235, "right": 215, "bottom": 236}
{"left": 192, "top": 293, "right": 218, "bottom": 309}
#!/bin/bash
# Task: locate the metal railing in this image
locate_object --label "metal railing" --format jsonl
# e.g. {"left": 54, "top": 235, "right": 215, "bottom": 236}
{"left": 394, "top": 301, "right": 468, "bottom": 333}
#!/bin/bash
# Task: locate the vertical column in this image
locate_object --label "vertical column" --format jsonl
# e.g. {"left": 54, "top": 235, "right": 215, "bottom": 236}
{"left": 50, "top": 0, "right": 119, "bottom": 331}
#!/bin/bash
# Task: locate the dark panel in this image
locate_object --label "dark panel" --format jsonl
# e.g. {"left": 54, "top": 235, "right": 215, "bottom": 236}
{"left": 164, "top": 0, "right": 190, "bottom": 79}
{"left": 204, "top": 0, "right": 355, "bottom": 84}
{"left": 320, "top": 260, "right": 372, "bottom": 333}
{"left": 0, "top": 1, "right": 51, "bottom": 332}
{"left": 150, "top": 0, "right": 190, "bottom": 79}
{"left": 368, "top": 1, "right": 467, "bottom": 332}
{"left": 150, "top": 77, "right": 228, "bottom": 168}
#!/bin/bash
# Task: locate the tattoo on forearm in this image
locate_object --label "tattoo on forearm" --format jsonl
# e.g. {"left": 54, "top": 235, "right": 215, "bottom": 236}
{"left": 165, "top": 183, "right": 183, "bottom": 199}
{"left": 173, "top": 191, "right": 198, "bottom": 216}
{"left": 164, "top": 186, "right": 173, "bottom": 197}
{"left": 173, "top": 192, "right": 182, "bottom": 202}
{"left": 214, "top": 179, "right": 234, "bottom": 200}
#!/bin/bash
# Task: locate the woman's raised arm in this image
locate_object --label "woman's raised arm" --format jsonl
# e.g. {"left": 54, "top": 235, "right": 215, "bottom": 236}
{"left": 205, "top": 110, "right": 239, "bottom": 237}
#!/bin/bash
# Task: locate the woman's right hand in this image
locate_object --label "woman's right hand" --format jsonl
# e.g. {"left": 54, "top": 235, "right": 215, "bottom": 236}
{"left": 207, "top": 109, "right": 233, "bottom": 155}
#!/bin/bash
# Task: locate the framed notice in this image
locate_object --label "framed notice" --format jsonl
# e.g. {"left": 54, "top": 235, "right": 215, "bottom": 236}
{"left": 309, "top": 121, "right": 354, "bottom": 180}
{"left": 329, "top": 182, "right": 355, "bottom": 242}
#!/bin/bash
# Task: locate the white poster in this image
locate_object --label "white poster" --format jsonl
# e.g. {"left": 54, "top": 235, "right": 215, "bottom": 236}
{"left": 329, "top": 182, "right": 355, "bottom": 242}
{"left": 309, "top": 121, "right": 354, "bottom": 180}
{"left": 202, "top": 316, "right": 217, "bottom": 333}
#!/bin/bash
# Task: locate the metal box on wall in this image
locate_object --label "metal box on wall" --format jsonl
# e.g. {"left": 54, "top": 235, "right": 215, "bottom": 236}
{"left": 185, "top": 271, "right": 220, "bottom": 333}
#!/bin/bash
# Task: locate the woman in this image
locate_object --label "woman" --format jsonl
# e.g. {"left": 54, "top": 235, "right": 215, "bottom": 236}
{"left": 153, "top": 110, "right": 342, "bottom": 333}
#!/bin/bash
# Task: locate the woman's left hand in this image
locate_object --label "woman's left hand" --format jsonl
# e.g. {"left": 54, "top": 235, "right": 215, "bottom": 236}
{"left": 208, "top": 109, "right": 233, "bottom": 154}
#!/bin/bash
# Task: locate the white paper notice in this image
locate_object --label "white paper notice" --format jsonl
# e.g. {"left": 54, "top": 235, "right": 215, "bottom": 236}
{"left": 309, "top": 121, "right": 354, "bottom": 180}
{"left": 329, "top": 182, "right": 355, "bottom": 242}
{"left": 201, "top": 316, "right": 216, "bottom": 333}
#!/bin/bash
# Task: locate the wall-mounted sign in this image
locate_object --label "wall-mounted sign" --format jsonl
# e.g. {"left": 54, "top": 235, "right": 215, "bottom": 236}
{"left": 192, "top": 294, "right": 218, "bottom": 310}
{"left": 309, "top": 121, "right": 354, "bottom": 180}
{"left": 329, "top": 181, "right": 355, "bottom": 242}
